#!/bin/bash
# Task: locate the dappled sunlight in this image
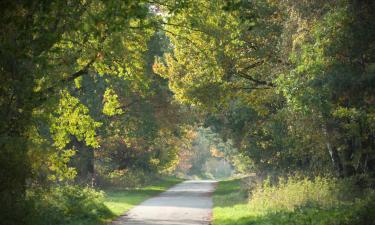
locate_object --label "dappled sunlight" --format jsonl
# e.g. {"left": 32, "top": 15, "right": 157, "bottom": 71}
{"left": 1, "top": 0, "right": 374, "bottom": 225}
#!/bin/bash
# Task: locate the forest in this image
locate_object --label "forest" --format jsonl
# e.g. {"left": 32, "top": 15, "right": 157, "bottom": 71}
{"left": 0, "top": 0, "right": 374, "bottom": 225}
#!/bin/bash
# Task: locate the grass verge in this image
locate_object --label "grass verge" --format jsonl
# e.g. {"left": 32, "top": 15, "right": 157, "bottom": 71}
{"left": 212, "top": 178, "right": 251, "bottom": 225}
{"left": 212, "top": 177, "right": 375, "bottom": 225}
{"left": 33, "top": 176, "right": 184, "bottom": 225}
{"left": 103, "top": 176, "right": 183, "bottom": 218}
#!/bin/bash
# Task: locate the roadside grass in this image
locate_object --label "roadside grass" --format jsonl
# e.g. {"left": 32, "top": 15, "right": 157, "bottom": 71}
{"left": 73, "top": 176, "right": 183, "bottom": 225}
{"left": 212, "top": 177, "right": 375, "bottom": 225}
{"left": 29, "top": 176, "right": 183, "bottom": 225}
{"left": 212, "top": 178, "right": 252, "bottom": 225}
{"left": 103, "top": 176, "right": 183, "bottom": 217}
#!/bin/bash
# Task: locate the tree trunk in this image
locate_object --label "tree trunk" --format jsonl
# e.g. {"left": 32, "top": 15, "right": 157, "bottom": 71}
{"left": 322, "top": 122, "right": 344, "bottom": 177}
{"left": 326, "top": 142, "right": 344, "bottom": 177}
{"left": 0, "top": 58, "right": 35, "bottom": 224}
{"left": 0, "top": 135, "right": 29, "bottom": 225}
{"left": 0, "top": 92, "right": 34, "bottom": 224}
{"left": 70, "top": 137, "right": 95, "bottom": 185}
{"left": 342, "top": 138, "right": 356, "bottom": 177}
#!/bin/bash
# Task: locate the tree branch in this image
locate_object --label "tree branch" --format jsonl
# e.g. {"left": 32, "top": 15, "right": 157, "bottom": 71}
{"left": 160, "top": 28, "right": 213, "bottom": 61}
{"left": 34, "top": 56, "right": 97, "bottom": 105}
{"left": 242, "top": 60, "right": 264, "bottom": 71}
{"left": 235, "top": 71, "right": 275, "bottom": 87}
{"left": 230, "top": 86, "right": 272, "bottom": 91}
{"left": 46, "top": 57, "right": 96, "bottom": 93}
{"left": 160, "top": 22, "right": 207, "bottom": 34}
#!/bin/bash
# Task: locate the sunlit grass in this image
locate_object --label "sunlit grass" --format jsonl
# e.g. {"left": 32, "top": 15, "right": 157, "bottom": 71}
{"left": 68, "top": 177, "right": 183, "bottom": 225}
{"left": 212, "top": 177, "right": 375, "bottom": 225}
{"left": 103, "top": 176, "right": 183, "bottom": 217}
{"left": 212, "top": 178, "right": 254, "bottom": 225}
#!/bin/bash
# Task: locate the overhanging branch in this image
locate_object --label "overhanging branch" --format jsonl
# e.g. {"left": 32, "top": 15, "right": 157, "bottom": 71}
{"left": 235, "top": 71, "right": 275, "bottom": 87}
{"left": 44, "top": 57, "right": 96, "bottom": 94}
{"left": 34, "top": 56, "right": 97, "bottom": 105}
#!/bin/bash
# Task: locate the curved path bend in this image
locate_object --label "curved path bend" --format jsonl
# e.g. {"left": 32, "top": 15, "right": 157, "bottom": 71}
{"left": 111, "top": 180, "right": 217, "bottom": 225}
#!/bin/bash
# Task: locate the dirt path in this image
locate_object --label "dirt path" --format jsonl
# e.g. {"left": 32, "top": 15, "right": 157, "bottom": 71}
{"left": 111, "top": 180, "right": 217, "bottom": 225}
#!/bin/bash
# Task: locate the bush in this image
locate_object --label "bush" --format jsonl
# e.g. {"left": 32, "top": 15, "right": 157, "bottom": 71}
{"left": 250, "top": 177, "right": 344, "bottom": 210}
{"left": 96, "top": 169, "right": 157, "bottom": 188}
{"left": 253, "top": 193, "right": 375, "bottom": 225}
{"left": 247, "top": 176, "right": 375, "bottom": 225}
{"left": 27, "top": 185, "right": 113, "bottom": 225}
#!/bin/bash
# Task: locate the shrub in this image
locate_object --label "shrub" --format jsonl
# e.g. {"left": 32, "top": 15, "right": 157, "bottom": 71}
{"left": 27, "top": 185, "right": 113, "bottom": 225}
{"left": 96, "top": 169, "right": 156, "bottom": 188}
{"left": 247, "top": 176, "right": 375, "bottom": 225}
{"left": 249, "top": 176, "right": 348, "bottom": 211}
{"left": 253, "top": 192, "right": 375, "bottom": 225}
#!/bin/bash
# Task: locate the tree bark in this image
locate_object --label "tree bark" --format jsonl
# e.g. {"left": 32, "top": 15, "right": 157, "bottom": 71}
{"left": 69, "top": 137, "right": 95, "bottom": 185}
{"left": 322, "top": 122, "right": 344, "bottom": 177}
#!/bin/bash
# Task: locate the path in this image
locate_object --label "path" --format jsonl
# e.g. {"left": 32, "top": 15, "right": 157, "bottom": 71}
{"left": 111, "top": 180, "right": 217, "bottom": 225}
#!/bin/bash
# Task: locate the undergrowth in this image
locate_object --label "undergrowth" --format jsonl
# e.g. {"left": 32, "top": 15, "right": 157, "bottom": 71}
{"left": 26, "top": 176, "right": 183, "bottom": 225}
{"left": 213, "top": 176, "right": 375, "bottom": 225}
{"left": 27, "top": 186, "right": 112, "bottom": 225}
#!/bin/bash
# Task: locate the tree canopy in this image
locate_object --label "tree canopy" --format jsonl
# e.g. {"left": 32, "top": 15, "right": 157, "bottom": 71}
{"left": 1, "top": 0, "right": 375, "bottom": 224}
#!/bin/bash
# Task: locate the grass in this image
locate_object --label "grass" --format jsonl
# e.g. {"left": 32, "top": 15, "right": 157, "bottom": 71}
{"left": 212, "top": 177, "right": 375, "bottom": 225}
{"left": 212, "top": 178, "right": 252, "bottom": 225}
{"left": 103, "top": 176, "right": 183, "bottom": 217}
{"left": 63, "top": 176, "right": 183, "bottom": 225}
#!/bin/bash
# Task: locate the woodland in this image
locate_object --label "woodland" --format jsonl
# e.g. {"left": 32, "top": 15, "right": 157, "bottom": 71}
{"left": 0, "top": 0, "right": 375, "bottom": 225}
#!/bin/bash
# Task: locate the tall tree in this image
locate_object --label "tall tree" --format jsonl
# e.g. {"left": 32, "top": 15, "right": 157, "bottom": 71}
{"left": 0, "top": 1, "right": 159, "bottom": 223}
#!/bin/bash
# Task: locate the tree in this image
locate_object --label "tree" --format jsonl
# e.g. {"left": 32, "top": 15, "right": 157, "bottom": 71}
{"left": 0, "top": 1, "right": 159, "bottom": 223}
{"left": 155, "top": 0, "right": 375, "bottom": 180}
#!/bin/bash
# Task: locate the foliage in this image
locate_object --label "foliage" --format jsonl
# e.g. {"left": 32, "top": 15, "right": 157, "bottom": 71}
{"left": 102, "top": 88, "right": 123, "bottom": 116}
{"left": 1, "top": 0, "right": 375, "bottom": 223}
{"left": 174, "top": 127, "right": 235, "bottom": 179}
{"left": 51, "top": 90, "right": 101, "bottom": 150}
{"left": 27, "top": 186, "right": 112, "bottom": 225}
{"left": 26, "top": 176, "right": 182, "bottom": 225}
{"left": 0, "top": 0, "right": 162, "bottom": 222}
{"left": 249, "top": 176, "right": 356, "bottom": 211}
{"left": 98, "top": 169, "right": 157, "bottom": 188}
{"left": 157, "top": 0, "right": 375, "bottom": 180}
{"left": 0, "top": 1, "right": 191, "bottom": 223}
{"left": 213, "top": 177, "right": 375, "bottom": 225}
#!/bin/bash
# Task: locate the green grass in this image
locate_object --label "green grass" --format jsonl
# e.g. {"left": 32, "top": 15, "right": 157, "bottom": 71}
{"left": 103, "top": 176, "right": 183, "bottom": 217}
{"left": 212, "top": 178, "right": 252, "bottom": 225}
{"left": 68, "top": 176, "right": 183, "bottom": 225}
{"left": 212, "top": 177, "right": 375, "bottom": 225}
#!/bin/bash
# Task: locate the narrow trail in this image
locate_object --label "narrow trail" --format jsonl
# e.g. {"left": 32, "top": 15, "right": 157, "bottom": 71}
{"left": 111, "top": 180, "right": 217, "bottom": 225}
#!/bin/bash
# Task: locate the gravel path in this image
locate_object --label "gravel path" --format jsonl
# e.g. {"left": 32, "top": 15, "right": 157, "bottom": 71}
{"left": 111, "top": 180, "right": 217, "bottom": 225}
